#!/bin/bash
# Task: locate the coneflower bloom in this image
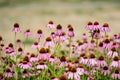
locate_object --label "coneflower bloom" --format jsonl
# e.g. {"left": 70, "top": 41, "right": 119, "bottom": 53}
{"left": 24, "top": 29, "right": 32, "bottom": 36}
{"left": 55, "top": 24, "right": 62, "bottom": 36}
{"left": 113, "top": 34, "right": 120, "bottom": 43}
{"left": 67, "top": 66, "right": 82, "bottom": 80}
{"left": 88, "top": 54, "right": 97, "bottom": 66}
{"left": 98, "top": 42, "right": 104, "bottom": 53}
{"left": 82, "top": 33, "right": 87, "bottom": 40}
{"left": 22, "top": 70, "right": 29, "bottom": 78}
{"left": 37, "top": 60, "right": 47, "bottom": 70}
{"left": 51, "top": 32, "right": 56, "bottom": 39}
{"left": 4, "top": 68, "right": 14, "bottom": 78}
{"left": 82, "top": 40, "right": 88, "bottom": 49}
{"left": 32, "top": 41, "right": 40, "bottom": 49}
{"left": 16, "top": 39, "right": 22, "bottom": 46}
{"left": 97, "top": 55, "right": 107, "bottom": 67}
{"left": 92, "top": 29, "right": 101, "bottom": 39}
{"left": 37, "top": 48, "right": 49, "bottom": 60}
{"left": 67, "top": 25, "right": 74, "bottom": 37}
{"left": 93, "top": 21, "right": 101, "bottom": 30}
{"left": 112, "top": 42, "right": 119, "bottom": 49}
{"left": 88, "top": 48, "right": 94, "bottom": 54}
{"left": 103, "top": 38, "right": 111, "bottom": 50}
{"left": 107, "top": 47, "right": 118, "bottom": 58}
{"left": 89, "top": 39, "right": 96, "bottom": 49}
{"left": 85, "top": 21, "right": 94, "bottom": 31}
{"left": 59, "top": 56, "right": 68, "bottom": 67}
{"left": 110, "top": 56, "right": 119, "bottom": 68}
{"left": 46, "top": 20, "right": 55, "bottom": 28}
{"left": 101, "top": 23, "right": 110, "bottom": 32}
{"left": 79, "top": 55, "right": 88, "bottom": 65}
{"left": 102, "top": 66, "right": 110, "bottom": 75}
{"left": 18, "top": 56, "right": 31, "bottom": 69}
{"left": 111, "top": 69, "right": 120, "bottom": 79}
{"left": 12, "top": 23, "right": 21, "bottom": 33}
{"left": 17, "top": 47, "right": 23, "bottom": 55}
{"left": 60, "top": 32, "right": 66, "bottom": 42}
{"left": 30, "top": 53, "right": 38, "bottom": 62}
{"left": 49, "top": 55, "right": 58, "bottom": 64}
{"left": 36, "top": 29, "right": 44, "bottom": 38}
{"left": 44, "top": 37, "right": 54, "bottom": 48}
{"left": 18, "top": 60, "right": 32, "bottom": 69}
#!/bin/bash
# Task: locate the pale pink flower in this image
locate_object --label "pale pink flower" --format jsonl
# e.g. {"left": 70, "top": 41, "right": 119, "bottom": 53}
{"left": 68, "top": 26, "right": 74, "bottom": 37}
{"left": 93, "top": 21, "right": 101, "bottom": 30}
{"left": 36, "top": 29, "right": 44, "bottom": 38}
{"left": 44, "top": 37, "right": 54, "bottom": 48}
{"left": 107, "top": 47, "right": 118, "bottom": 58}
{"left": 55, "top": 24, "right": 62, "bottom": 36}
{"left": 46, "top": 20, "right": 55, "bottom": 28}
{"left": 5, "top": 68, "right": 14, "bottom": 78}
{"left": 37, "top": 48, "right": 50, "bottom": 60}
{"left": 67, "top": 66, "right": 83, "bottom": 80}
{"left": 88, "top": 54, "right": 97, "bottom": 66}
{"left": 22, "top": 70, "right": 29, "bottom": 78}
{"left": 89, "top": 39, "right": 96, "bottom": 49}
{"left": 24, "top": 29, "right": 32, "bottom": 36}
{"left": 82, "top": 33, "right": 87, "bottom": 40}
{"left": 97, "top": 55, "right": 107, "bottom": 67}
{"left": 98, "top": 42, "right": 104, "bottom": 53}
{"left": 16, "top": 39, "right": 22, "bottom": 46}
{"left": 110, "top": 56, "right": 119, "bottom": 68}
{"left": 37, "top": 61, "right": 47, "bottom": 69}
{"left": 17, "top": 47, "right": 23, "bottom": 55}
{"left": 85, "top": 21, "right": 94, "bottom": 31}
{"left": 102, "top": 66, "right": 110, "bottom": 75}
{"left": 111, "top": 69, "right": 120, "bottom": 79}
{"left": 12, "top": 23, "right": 21, "bottom": 33}
{"left": 30, "top": 54, "right": 38, "bottom": 62}
{"left": 101, "top": 23, "right": 110, "bottom": 32}
{"left": 32, "top": 42, "right": 40, "bottom": 49}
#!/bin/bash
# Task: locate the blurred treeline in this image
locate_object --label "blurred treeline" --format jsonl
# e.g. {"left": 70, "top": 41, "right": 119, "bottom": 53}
{"left": 0, "top": 0, "right": 120, "bottom": 7}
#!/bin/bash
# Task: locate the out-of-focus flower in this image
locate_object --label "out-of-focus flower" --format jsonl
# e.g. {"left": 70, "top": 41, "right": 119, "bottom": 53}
{"left": 88, "top": 54, "right": 97, "bottom": 66}
{"left": 102, "top": 66, "right": 110, "bottom": 75}
{"left": 67, "top": 66, "right": 83, "bottom": 80}
{"left": 110, "top": 56, "right": 119, "bottom": 68}
{"left": 16, "top": 39, "right": 22, "bottom": 46}
{"left": 12, "top": 23, "right": 21, "bottom": 33}
{"left": 111, "top": 69, "right": 120, "bottom": 79}
{"left": 30, "top": 53, "right": 38, "bottom": 62}
{"left": 5, "top": 68, "right": 14, "bottom": 78}
{"left": 85, "top": 21, "right": 94, "bottom": 31}
{"left": 44, "top": 37, "right": 54, "bottom": 48}
{"left": 107, "top": 47, "right": 118, "bottom": 58}
{"left": 101, "top": 23, "right": 110, "bottom": 32}
{"left": 97, "top": 55, "right": 107, "bottom": 67}
{"left": 37, "top": 48, "right": 49, "bottom": 60}
{"left": 24, "top": 29, "right": 32, "bottom": 36}
{"left": 17, "top": 47, "right": 23, "bottom": 55}
{"left": 37, "top": 60, "right": 47, "bottom": 70}
{"left": 36, "top": 29, "right": 44, "bottom": 38}
{"left": 46, "top": 20, "right": 55, "bottom": 28}
{"left": 22, "top": 70, "right": 29, "bottom": 78}
{"left": 55, "top": 24, "right": 62, "bottom": 36}
{"left": 93, "top": 21, "right": 101, "bottom": 30}
{"left": 67, "top": 24, "right": 74, "bottom": 37}
{"left": 32, "top": 41, "right": 40, "bottom": 49}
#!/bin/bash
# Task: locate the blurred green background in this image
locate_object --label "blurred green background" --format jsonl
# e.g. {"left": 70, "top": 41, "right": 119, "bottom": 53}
{"left": 0, "top": 0, "right": 120, "bottom": 45}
